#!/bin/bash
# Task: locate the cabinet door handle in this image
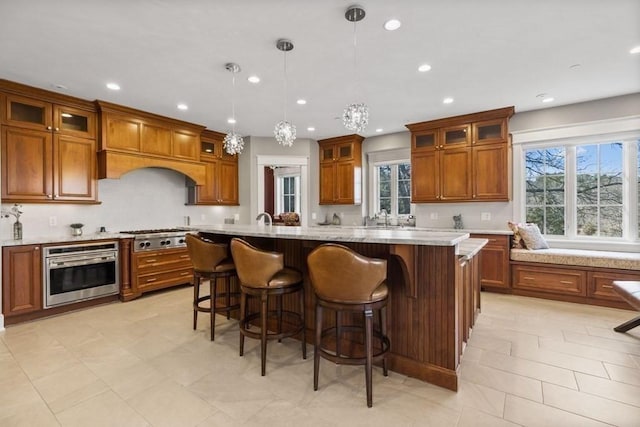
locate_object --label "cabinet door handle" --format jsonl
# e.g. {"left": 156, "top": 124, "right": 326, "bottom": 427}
{"left": 46, "top": 126, "right": 52, "bottom": 130}
{"left": 560, "top": 280, "right": 573, "bottom": 284}
{"left": 146, "top": 278, "right": 157, "bottom": 283}
{"left": 601, "top": 284, "right": 613, "bottom": 289}
{"left": 46, "top": 194, "right": 53, "bottom": 199}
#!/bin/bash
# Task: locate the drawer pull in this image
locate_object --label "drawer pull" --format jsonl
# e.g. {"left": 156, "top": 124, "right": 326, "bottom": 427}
{"left": 180, "top": 272, "right": 190, "bottom": 276}
{"left": 180, "top": 255, "right": 189, "bottom": 258}
{"left": 523, "top": 276, "right": 535, "bottom": 280}
{"left": 145, "top": 259, "right": 157, "bottom": 263}
{"left": 601, "top": 284, "right": 613, "bottom": 289}
{"left": 560, "top": 280, "right": 573, "bottom": 284}
{"left": 146, "top": 278, "right": 157, "bottom": 283}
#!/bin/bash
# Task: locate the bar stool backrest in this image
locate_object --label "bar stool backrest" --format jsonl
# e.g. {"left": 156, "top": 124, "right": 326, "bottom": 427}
{"left": 185, "top": 234, "right": 229, "bottom": 273}
{"left": 230, "top": 238, "right": 284, "bottom": 288}
{"left": 307, "top": 243, "right": 387, "bottom": 303}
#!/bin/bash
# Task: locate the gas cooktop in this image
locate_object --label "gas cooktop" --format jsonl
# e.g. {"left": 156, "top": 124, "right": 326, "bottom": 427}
{"left": 120, "top": 229, "right": 188, "bottom": 251}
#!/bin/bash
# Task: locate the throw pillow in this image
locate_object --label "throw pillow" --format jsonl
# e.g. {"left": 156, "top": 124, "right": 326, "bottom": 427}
{"left": 507, "top": 221, "right": 526, "bottom": 249}
{"left": 518, "top": 223, "right": 549, "bottom": 250}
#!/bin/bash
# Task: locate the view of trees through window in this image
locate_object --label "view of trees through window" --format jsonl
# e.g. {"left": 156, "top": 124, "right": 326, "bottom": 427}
{"left": 377, "top": 163, "right": 411, "bottom": 216}
{"left": 282, "top": 176, "right": 296, "bottom": 213}
{"left": 525, "top": 142, "right": 628, "bottom": 238}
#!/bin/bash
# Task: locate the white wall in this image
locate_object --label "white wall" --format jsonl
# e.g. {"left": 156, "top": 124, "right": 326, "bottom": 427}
{"left": 0, "top": 168, "right": 240, "bottom": 240}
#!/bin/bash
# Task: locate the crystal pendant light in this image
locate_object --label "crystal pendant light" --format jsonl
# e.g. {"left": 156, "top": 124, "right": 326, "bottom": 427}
{"left": 342, "top": 5, "right": 369, "bottom": 132}
{"left": 223, "top": 62, "right": 244, "bottom": 155}
{"left": 274, "top": 39, "right": 296, "bottom": 147}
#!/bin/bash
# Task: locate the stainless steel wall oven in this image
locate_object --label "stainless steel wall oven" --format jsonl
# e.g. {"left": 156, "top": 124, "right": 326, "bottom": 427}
{"left": 43, "top": 241, "right": 119, "bottom": 308}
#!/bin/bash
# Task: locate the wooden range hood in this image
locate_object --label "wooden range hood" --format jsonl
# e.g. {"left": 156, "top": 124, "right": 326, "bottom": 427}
{"left": 96, "top": 101, "right": 207, "bottom": 185}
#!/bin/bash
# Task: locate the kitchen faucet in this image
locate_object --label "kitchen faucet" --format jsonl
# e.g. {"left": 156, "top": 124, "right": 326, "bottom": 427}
{"left": 379, "top": 209, "right": 388, "bottom": 227}
{"left": 256, "top": 212, "right": 272, "bottom": 227}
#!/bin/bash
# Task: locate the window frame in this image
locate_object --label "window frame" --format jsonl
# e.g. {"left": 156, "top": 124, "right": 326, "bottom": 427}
{"left": 274, "top": 168, "right": 301, "bottom": 214}
{"left": 513, "top": 118, "right": 640, "bottom": 251}
{"left": 367, "top": 148, "right": 413, "bottom": 218}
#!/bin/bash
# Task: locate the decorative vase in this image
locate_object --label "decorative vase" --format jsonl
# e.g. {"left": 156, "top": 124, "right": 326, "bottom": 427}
{"left": 13, "top": 219, "right": 22, "bottom": 240}
{"left": 71, "top": 227, "right": 83, "bottom": 236}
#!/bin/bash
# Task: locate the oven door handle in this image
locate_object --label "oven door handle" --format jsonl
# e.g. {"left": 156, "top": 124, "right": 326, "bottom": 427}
{"left": 48, "top": 256, "right": 116, "bottom": 268}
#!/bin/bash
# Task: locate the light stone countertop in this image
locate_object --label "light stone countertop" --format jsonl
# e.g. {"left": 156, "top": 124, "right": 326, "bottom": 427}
{"left": 458, "top": 238, "right": 489, "bottom": 260}
{"left": 189, "top": 224, "right": 470, "bottom": 247}
{"left": 312, "top": 224, "right": 513, "bottom": 235}
{"left": 1, "top": 233, "right": 130, "bottom": 247}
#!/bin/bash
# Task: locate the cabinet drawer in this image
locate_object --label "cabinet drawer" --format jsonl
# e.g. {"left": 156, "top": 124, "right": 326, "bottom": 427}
{"left": 512, "top": 265, "right": 586, "bottom": 296}
{"left": 135, "top": 250, "right": 191, "bottom": 270}
{"left": 588, "top": 271, "right": 640, "bottom": 301}
{"left": 138, "top": 267, "right": 193, "bottom": 290}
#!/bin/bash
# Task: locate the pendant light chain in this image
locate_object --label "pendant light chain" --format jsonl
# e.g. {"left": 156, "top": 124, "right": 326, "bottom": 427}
{"left": 274, "top": 39, "right": 296, "bottom": 147}
{"left": 223, "top": 63, "right": 244, "bottom": 155}
{"left": 283, "top": 49, "right": 288, "bottom": 122}
{"left": 342, "top": 5, "right": 369, "bottom": 133}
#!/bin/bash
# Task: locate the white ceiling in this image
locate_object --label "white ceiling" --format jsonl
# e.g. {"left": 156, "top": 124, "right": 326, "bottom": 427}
{"left": 1, "top": 0, "right": 638, "bottom": 140}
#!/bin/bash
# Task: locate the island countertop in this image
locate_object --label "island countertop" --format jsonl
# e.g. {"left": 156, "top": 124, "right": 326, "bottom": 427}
{"left": 185, "top": 224, "right": 470, "bottom": 247}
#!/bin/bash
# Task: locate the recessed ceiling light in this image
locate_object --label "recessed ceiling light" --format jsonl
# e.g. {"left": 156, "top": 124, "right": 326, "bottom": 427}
{"left": 177, "top": 103, "right": 188, "bottom": 110}
{"left": 418, "top": 64, "right": 432, "bottom": 72}
{"left": 106, "top": 82, "right": 120, "bottom": 91}
{"left": 384, "top": 19, "right": 401, "bottom": 31}
{"left": 630, "top": 46, "right": 640, "bottom": 54}
{"left": 375, "top": 128, "right": 383, "bottom": 133}
{"left": 297, "top": 99, "right": 307, "bottom": 105}
{"left": 248, "top": 75, "right": 260, "bottom": 83}
{"left": 307, "top": 127, "right": 315, "bottom": 132}
{"left": 227, "top": 118, "right": 236, "bottom": 124}
{"left": 443, "top": 97, "right": 454, "bottom": 104}
{"left": 542, "top": 97, "right": 555, "bottom": 103}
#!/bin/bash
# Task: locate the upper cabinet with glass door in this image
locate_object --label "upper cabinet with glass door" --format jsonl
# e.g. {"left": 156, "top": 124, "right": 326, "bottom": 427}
{"left": 3, "top": 93, "right": 96, "bottom": 139}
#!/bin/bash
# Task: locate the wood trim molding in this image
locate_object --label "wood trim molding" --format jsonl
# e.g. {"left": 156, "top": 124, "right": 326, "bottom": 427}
{"left": 96, "top": 100, "right": 206, "bottom": 133}
{"left": 0, "top": 79, "right": 96, "bottom": 111}
{"left": 97, "top": 151, "right": 207, "bottom": 184}
{"left": 405, "top": 106, "right": 515, "bottom": 132}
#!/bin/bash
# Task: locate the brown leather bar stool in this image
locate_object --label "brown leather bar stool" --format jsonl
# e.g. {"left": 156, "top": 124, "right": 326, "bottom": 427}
{"left": 307, "top": 243, "right": 390, "bottom": 408}
{"left": 186, "top": 234, "right": 239, "bottom": 341}
{"left": 230, "top": 237, "right": 306, "bottom": 376}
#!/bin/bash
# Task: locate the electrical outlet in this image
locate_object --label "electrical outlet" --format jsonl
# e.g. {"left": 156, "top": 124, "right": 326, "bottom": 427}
{"left": 234, "top": 213, "right": 240, "bottom": 222}
{"left": 311, "top": 212, "right": 317, "bottom": 220}
{"left": 429, "top": 212, "right": 438, "bottom": 220}
{"left": 200, "top": 214, "right": 206, "bottom": 221}
{"left": 481, "top": 212, "right": 491, "bottom": 221}
{"left": 49, "top": 216, "right": 57, "bottom": 226}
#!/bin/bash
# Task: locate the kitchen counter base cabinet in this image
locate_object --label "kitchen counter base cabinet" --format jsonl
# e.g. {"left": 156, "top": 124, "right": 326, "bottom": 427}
{"left": 471, "top": 234, "right": 510, "bottom": 290}
{"left": 2, "top": 245, "right": 42, "bottom": 318}
{"left": 203, "top": 233, "right": 480, "bottom": 392}
{"left": 129, "top": 247, "right": 193, "bottom": 299}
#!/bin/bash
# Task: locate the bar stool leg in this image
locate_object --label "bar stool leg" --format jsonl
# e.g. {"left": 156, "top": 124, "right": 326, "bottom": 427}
{"left": 239, "top": 291, "right": 247, "bottom": 356}
{"left": 260, "top": 292, "right": 268, "bottom": 376}
{"left": 335, "top": 311, "right": 342, "bottom": 358}
{"left": 364, "top": 307, "right": 373, "bottom": 408}
{"left": 226, "top": 276, "right": 231, "bottom": 320}
{"left": 210, "top": 277, "right": 217, "bottom": 341}
{"left": 277, "top": 295, "right": 283, "bottom": 343}
{"left": 300, "top": 287, "right": 307, "bottom": 359}
{"left": 193, "top": 275, "right": 200, "bottom": 330}
{"left": 380, "top": 306, "right": 388, "bottom": 376}
{"left": 314, "top": 303, "right": 323, "bottom": 391}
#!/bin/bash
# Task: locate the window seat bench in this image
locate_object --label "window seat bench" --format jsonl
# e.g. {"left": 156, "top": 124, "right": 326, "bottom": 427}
{"left": 509, "top": 248, "right": 640, "bottom": 309}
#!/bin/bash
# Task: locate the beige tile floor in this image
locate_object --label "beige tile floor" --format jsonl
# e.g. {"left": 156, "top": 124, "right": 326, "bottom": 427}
{"left": 1, "top": 287, "right": 639, "bottom": 426}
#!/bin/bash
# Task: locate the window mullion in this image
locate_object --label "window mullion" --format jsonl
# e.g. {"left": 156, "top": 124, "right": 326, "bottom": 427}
{"left": 566, "top": 146, "right": 577, "bottom": 238}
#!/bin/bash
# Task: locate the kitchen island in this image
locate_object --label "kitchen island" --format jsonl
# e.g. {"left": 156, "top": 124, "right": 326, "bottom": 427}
{"left": 191, "top": 224, "right": 486, "bottom": 391}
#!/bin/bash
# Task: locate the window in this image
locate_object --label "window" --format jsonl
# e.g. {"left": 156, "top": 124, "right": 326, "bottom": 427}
{"left": 275, "top": 170, "right": 300, "bottom": 214}
{"left": 521, "top": 137, "right": 639, "bottom": 242}
{"left": 282, "top": 176, "right": 296, "bottom": 213}
{"left": 374, "top": 162, "right": 412, "bottom": 216}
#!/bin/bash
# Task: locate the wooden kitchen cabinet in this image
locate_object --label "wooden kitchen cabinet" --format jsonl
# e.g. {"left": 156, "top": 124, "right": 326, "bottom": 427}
{"left": 0, "top": 85, "right": 98, "bottom": 203}
{"left": 406, "top": 107, "right": 514, "bottom": 203}
{"left": 131, "top": 247, "right": 193, "bottom": 297}
{"left": 318, "top": 134, "right": 363, "bottom": 205}
{"left": 97, "top": 101, "right": 203, "bottom": 161}
{"left": 186, "top": 130, "right": 239, "bottom": 205}
{"left": 471, "top": 234, "right": 510, "bottom": 290}
{"left": 2, "top": 245, "right": 42, "bottom": 317}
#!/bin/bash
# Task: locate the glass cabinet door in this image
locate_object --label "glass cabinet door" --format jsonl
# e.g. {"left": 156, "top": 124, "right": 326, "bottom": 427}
{"left": 4, "top": 94, "right": 53, "bottom": 130}
{"left": 336, "top": 142, "right": 354, "bottom": 161}
{"left": 413, "top": 130, "right": 437, "bottom": 151}
{"left": 54, "top": 106, "right": 95, "bottom": 138}
{"left": 441, "top": 125, "right": 470, "bottom": 149}
{"left": 320, "top": 145, "right": 335, "bottom": 163}
{"left": 473, "top": 119, "right": 506, "bottom": 145}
